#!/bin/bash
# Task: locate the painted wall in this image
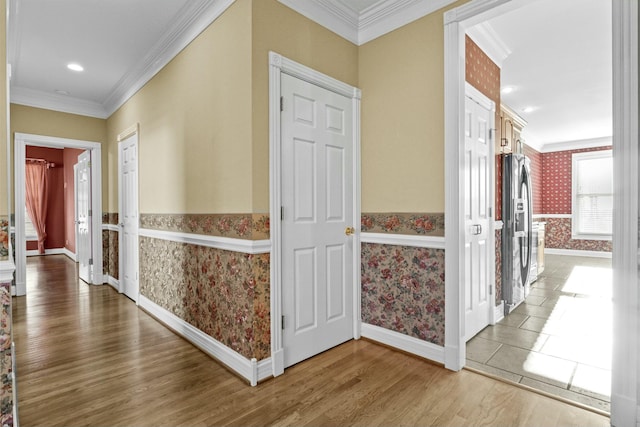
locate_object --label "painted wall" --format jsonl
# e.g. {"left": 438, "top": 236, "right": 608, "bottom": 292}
{"left": 9, "top": 104, "right": 107, "bottom": 213}
{"left": 63, "top": 148, "right": 84, "bottom": 253}
{"left": 106, "top": 0, "right": 253, "bottom": 215}
{"left": 358, "top": 1, "right": 465, "bottom": 213}
{"left": 24, "top": 146, "right": 65, "bottom": 250}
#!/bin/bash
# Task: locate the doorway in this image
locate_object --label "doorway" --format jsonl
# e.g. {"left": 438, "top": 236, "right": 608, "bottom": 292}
{"left": 444, "top": 0, "right": 637, "bottom": 425}
{"left": 14, "top": 133, "right": 103, "bottom": 295}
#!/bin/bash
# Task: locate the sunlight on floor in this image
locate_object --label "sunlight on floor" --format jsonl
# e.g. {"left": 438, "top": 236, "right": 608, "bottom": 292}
{"left": 561, "top": 265, "right": 612, "bottom": 298}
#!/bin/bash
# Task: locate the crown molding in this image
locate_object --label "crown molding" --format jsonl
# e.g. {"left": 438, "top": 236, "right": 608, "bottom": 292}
{"left": 11, "top": 86, "right": 109, "bottom": 118}
{"left": 539, "top": 136, "right": 612, "bottom": 153}
{"left": 466, "top": 21, "right": 511, "bottom": 67}
{"left": 102, "top": 0, "right": 236, "bottom": 116}
{"left": 279, "top": 0, "right": 457, "bottom": 46}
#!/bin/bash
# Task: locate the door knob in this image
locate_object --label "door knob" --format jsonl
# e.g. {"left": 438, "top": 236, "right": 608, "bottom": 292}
{"left": 345, "top": 227, "right": 355, "bottom": 236}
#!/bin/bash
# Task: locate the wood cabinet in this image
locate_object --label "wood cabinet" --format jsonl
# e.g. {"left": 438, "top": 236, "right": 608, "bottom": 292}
{"left": 498, "top": 104, "right": 527, "bottom": 154}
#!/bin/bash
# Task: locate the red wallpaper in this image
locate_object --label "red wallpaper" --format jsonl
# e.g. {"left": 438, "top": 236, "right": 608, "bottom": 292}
{"left": 524, "top": 144, "right": 543, "bottom": 215}
{"left": 25, "top": 146, "right": 65, "bottom": 250}
{"left": 465, "top": 35, "right": 502, "bottom": 220}
{"left": 542, "top": 146, "right": 612, "bottom": 214}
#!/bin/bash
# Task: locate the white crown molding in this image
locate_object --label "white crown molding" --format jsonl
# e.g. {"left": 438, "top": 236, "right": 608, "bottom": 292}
{"left": 102, "top": 0, "right": 236, "bottom": 117}
{"left": 361, "top": 232, "right": 445, "bottom": 249}
{"left": 139, "top": 228, "right": 271, "bottom": 254}
{"left": 279, "top": 0, "right": 457, "bottom": 46}
{"left": 11, "top": 86, "right": 109, "bottom": 118}
{"left": 540, "top": 136, "right": 612, "bottom": 153}
{"left": 465, "top": 21, "right": 511, "bottom": 67}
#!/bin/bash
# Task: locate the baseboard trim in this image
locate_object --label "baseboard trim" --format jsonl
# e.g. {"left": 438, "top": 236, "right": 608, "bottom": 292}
{"left": 361, "top": 323, "right": 444, "bottom": 364}
{"left": 609, "top": 392, "right": 637, "bottom": 426}
{"left": 26, "top": 248, "right": 67, "bottom": 257}
{"left": 544, "top": 248, "right": 612, "bottom": 258}
{"left": 492, "top": 302, "right": 504, "bottom": 324}
{"left": 106, "top": 276, "right": 119, "bottom": 291}
{"left": 63, "top": 248, "right": 77, "bottom": 262}
{"left": 138, "top": 295, "right": 272, "bottom": 386}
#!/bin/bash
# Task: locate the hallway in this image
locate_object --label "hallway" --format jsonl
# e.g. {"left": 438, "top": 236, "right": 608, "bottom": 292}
{"left": 13, "top": 255, "right": 608, "bottom": 426}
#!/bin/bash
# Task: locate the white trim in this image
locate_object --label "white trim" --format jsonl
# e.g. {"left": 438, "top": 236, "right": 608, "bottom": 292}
{"left": 139, "top": 295, "right": 272, "bottom": 386}
{"left": 118, "top": 132, "right": 139, "bottom": 300}
{"left": 538, "top": 214, "right": 571, "bottom": 219}
{"left": 361, "top": 232, "right": 445, "bottom": 249}
{"left": 465, "top": 21, "right": 511, "bottom": 67}
{"left": 10, "top": 1, "right": 237, "bottom": 119}
{"left": 102, "top": 224, "right": 119, "bottom": 232}
{"left": 106, "top": 276, "right": 119, "bottom": 290}
{"left": 494, "top": 220, "right": 503, "bottom": 230}
{"left": 493, "top": 302, "right": 504, "bottom": 325}
{"left": 361, "top": 323, "right": 444, "bottom": 364}
{"left": 14, "top": 133, "right": 103, "bottom": 295}
{"left": 26, "top": 248, "right": 67, "bottom": 257}
{"left": 139, "top": 228, "right": 271, "bottom": 255}
{"left": 63, "top": 247, "right": 77, "bottom": 261}
{"left": 277, "top": 0, "right": 456, "bottom": 46}
{"left": 0, "top": 259, "right": 15, "bottom": 284}
{"left": 539, "top": 136, "right": 612, "bottom": 153}
{"left": 269, "top": 51, "right": 361, "bottom": 377}
{"left": 544, "top": 248, "right": 612, "bottom": 259}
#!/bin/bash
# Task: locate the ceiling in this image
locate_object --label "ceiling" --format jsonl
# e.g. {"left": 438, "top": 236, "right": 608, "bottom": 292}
{"left": 8, "top": 0, "right": 611, "bottom": 150}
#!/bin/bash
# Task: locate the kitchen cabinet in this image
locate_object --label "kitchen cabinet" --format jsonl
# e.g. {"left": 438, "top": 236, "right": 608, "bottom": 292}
{"left": 499, "top": 104, "right": 527, "bottom": 154}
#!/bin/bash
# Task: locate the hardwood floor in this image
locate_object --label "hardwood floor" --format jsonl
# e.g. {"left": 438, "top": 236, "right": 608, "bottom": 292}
{"left": 14, "top": 255, "right": 609, "bottom": 426}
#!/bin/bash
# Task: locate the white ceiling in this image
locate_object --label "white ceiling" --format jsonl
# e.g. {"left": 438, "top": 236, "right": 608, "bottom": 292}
{"left": 8, "top": 0, "right": 611, "bottom": 150}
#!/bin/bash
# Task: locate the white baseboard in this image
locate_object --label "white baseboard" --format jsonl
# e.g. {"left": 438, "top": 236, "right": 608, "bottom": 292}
{"left": 106, "top": 276, "right": 119, "bottom": 291}
{"left": 609, "top": 392, "right": 637, "bottom": 427}
{"left": 138, "top": 295, "right": 272, "bottom": 386}
{"left": 492, "top": 302, "right": 504, "bottom": 324}
{"left": 545, "top": 248, "right": 612, "bottom": 258}
{"left": 63, "top": 247, "right": 77, "bottom": 261}
{"left": 26, "top": 247, "right": 67, "bottom": 257}
{"left": 361, "top": 323, "right": 444, "bottom": 364}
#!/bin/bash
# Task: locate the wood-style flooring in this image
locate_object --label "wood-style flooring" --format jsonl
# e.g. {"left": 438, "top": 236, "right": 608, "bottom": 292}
{"left": 14, "top": 255, "right": 609, "bottom": 426}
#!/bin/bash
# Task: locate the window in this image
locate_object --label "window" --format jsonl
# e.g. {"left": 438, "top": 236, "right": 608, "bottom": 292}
{"left": 572, "top": 150, "right": 613, "bottom": 240}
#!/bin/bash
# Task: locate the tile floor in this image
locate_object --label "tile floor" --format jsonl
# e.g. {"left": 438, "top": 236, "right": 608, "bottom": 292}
{"left": 466, "top": 254, "right": 612, "bottom": 413}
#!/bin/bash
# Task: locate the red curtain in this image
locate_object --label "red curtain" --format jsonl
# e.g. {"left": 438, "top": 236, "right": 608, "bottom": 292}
{"left": 25, "top": 162, "right": 49, "bottom": 254}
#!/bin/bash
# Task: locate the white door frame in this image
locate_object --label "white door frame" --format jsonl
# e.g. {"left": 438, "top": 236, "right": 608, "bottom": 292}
{"left": 117, "top": 125, "right": 140, "bottom": 302}
{"left": 444, "top": 1, "right": 638, "bottom": 425}
{"left": 268, "top": 52, "right": 362, "bottom": 376}
{"left": 14, "top": 133, "right": 103, "bottom": 294}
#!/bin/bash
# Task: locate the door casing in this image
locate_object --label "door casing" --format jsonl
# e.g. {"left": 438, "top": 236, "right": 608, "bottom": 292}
{"left": 268, "top": 52, "right": 362, "bottom": 376}
{"left": 14, "top": 133, "right": 103, "bottom": 295}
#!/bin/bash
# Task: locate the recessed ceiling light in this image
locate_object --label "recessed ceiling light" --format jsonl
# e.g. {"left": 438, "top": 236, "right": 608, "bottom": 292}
{"left": 54, "top": 89, "right": 69, "bottom": 96}
{"left": 67, "top": 63, "right": 84, "bottom": 72}
{"left": 501, "top": 86, "right": 515, "bottom": 94}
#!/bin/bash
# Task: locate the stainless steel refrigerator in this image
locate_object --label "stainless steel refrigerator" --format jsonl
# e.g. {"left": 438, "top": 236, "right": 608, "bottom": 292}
{"left": 502, "top": 153, "right": 533, "bottom": 315}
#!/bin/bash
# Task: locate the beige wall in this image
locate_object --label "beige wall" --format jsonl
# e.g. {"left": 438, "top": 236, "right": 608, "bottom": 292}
{"left": 9, "top": 104, "right": 107, "bottom": 211}
{"left": 0, "top": 0, "right": 7, "bottom": 217}
{"left": 359, "top": 2, "right": 464, "bottom": 213}
{"left": 106, "top": 0, "right": 253, "bottom": 214}
{"left": 251, "top": 0, "right": 359, "bottom": 212}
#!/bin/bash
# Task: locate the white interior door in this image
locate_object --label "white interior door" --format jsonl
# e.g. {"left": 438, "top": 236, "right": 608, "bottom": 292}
{"left": 464, "top": 85, "right": 494, "bottom": 341}
{"left": 281, "top": 73, "right": 354, "bottom": 368}
{"left": 77, "top": 151, "right": 92, "bottom": 283}
{"left": 119, "top": 134, "right": 139, "bottom": 302}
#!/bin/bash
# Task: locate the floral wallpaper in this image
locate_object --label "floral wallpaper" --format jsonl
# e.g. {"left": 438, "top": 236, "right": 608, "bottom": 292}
{"left": 542, "top": 217, "right": 612, "bottom": 252}
{"left": 102, "top": 213, "right": 119, "bottom": 280}
{"left": 360, "top": 213, "right": 444, "bottom": 236}
{"left": 102, "top": 213, "right": 118, "bottom": 225}
{"left": 139, "top": 237, "right": 270, "bottom": 360}
{"left": 0, "top": 281, "right": 12, "bottom": 427}
{"left": 361, "top": 243, "right": 445, "bottom": 346}
{"left": 139, "top": 214, "right": 270, "bottom": 240}
{"left": 0, "top": 219, "right": 8, "bottom": 262}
